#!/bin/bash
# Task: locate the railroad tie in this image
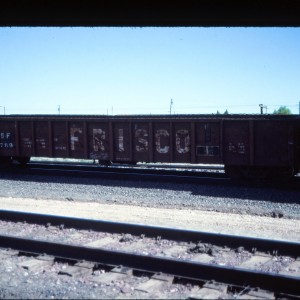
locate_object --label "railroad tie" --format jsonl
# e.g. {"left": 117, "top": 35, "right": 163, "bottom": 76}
{"left": 90, "top": 266, "right": 133, "bottom": 284}
{"left": 85, "top": 236, "right": 116, "bottom": 248}
{"left": 237, "top": 253, "right": 273, "bottom": 270}
{"left": 188, "top": 281, "right": 227, "bottom": 299}
{"left": 161, "top": 245, "right": 187, "bottom": 257}
{"left": 19, "top": 255, "right": 54, "bottom": 272}
{"left": 135, "top": 273, "right": 174, "bottom": 296}
{"left": 237, "top": 288, "right": 275, "bottom": 299}
{"left": 119, "top": 240, "right": 145, "bottom": 252}
{"left": 279, "top": 257, "right": 300, "bottom": 277}
{"left": 190, "top": 253, "right": 214, "bottom": 263}
{"left": 0, "top": 249, "right": 19, "bottom": 260}
{"left": 58, "top": 261, "right": 94, "bottom": 277}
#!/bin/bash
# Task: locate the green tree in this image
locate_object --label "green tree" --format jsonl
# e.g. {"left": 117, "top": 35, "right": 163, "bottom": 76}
{"left": 273, "top": 106, "right": 292, "bottom": 115}
{"left": 224, "top": 109, "right": 229, "bottom": 114}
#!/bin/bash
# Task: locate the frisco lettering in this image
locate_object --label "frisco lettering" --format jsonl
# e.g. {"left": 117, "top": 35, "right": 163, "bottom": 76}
{"left": 70, "top": 127, "right": 190, "bottom": 154}
{"left": 0, "top": 128, "right": 192, "bottom": 154}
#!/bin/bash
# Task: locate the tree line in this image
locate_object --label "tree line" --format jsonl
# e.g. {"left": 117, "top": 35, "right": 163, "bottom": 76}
{"left": 216, "top": 106, "right": 292, "bottom": 115}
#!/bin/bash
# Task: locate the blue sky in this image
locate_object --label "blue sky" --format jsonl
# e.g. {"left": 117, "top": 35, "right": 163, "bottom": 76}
{"left": 0, "top": 27, "right": 299, "bottom": 115}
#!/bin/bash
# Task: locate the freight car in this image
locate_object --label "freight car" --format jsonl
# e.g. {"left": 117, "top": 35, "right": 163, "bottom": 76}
{"left": 0, "top": 114, "right": 299, "bottom": 179}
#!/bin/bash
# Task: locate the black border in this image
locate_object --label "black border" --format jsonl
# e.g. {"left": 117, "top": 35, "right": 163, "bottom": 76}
{"left": 1, "top": 0, "right": 300, "bottom": 27}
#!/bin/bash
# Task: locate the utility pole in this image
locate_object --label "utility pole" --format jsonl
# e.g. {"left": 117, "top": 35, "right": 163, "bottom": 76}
{"left": 0, "top": 106, "right": 5, "bottom": 115}
{"left": 58, "top": 105, "right": 61, "bottom": 115}
{"left": 259, "top": 104, "right": 267, "bottom": 114}
{"left": 169, "top": 99, "right": 173, "bottom": 115}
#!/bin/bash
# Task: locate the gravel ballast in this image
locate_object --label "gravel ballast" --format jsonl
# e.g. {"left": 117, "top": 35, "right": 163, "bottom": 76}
{"left": 1, "top": 197, "right": 300, "bottom": 242}
{"left": 0, "top": 171, "right": 300, "bottom": 299}
{"left": 0, "top": 172, "right": 300, "bottom": 242}
{"left": 0, "top": 172, "right": 299, "bottom": 219}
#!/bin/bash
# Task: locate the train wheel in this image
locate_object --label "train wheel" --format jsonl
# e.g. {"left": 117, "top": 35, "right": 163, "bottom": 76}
{"left": 286, "top": 167, "right": 295, "bottom": 178}
{"left": 275, "top": 167, "right": 295, "bottom": 179}
{"left": 224, "top": 166, "right": 243, "bottom": 179}
{"left": 241, "top": 167, "right": 270, "bottom": 180}
{"left": 98, "top": 160, "right": 111, "bottom": 167}
{"left": 16, "top": 157, "right": 30, "bottom": 166}
{"left": 111, "top": 161, "right": 137, "bottom": 166}
{"left": 225, "top": 166, "right": 271, "bottom": 180}
{"left": 0, "top": 157, "right": 12, "bottom": 167}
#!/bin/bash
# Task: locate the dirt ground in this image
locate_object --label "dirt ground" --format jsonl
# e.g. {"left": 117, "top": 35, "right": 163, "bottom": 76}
{"left": 1, "top": 196, "right": 299, "bottom": 242}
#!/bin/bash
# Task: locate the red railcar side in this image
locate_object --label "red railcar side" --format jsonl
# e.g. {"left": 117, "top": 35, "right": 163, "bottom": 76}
{"left": 223, "top": 118, "right": 299, "bottom": 178}
{"left": 0, "top": 114, "right": 299, "bottom": 178}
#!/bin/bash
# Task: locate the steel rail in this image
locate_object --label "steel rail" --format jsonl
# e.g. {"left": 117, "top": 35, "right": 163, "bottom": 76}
{"left": 3, "top": 162, "right": 300, "bottom": 190}
{"left": 28, "top": 160, "right": 225, "bottom": 170}
{"left": 0, "top": 234, "right": 299, "bottom": 296}
{"left": 1, "top": 164, "right": 229, "bottom": 186}
{"left": 25, "top": 162, "right": 225, "bottom": 177}
{"left": 1, "top": 210, "right": 299, "bottom": 257}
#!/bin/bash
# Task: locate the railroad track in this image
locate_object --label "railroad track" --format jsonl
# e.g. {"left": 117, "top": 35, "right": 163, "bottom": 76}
{"left": 0, "top": 210, "right": 299, "bottom": 298}
{"left": 27, "top": 161, "right": 225, "bottom": 176}
{"left": 1, "top": 161, "right": 229, "bottom": 184}
{"left": 2, "top": 161, "right": 300, "bottom": 191}
{"left": 29, "top": 159, "right": 225, "bottom": 170}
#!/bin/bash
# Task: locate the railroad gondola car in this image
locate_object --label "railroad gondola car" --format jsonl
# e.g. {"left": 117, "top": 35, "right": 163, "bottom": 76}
{"left": 0, "top": 114, "right": 299, "bottom": 179}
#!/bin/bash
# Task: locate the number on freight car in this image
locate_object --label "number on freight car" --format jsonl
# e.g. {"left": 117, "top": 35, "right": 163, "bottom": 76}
{"left": 0, "top": 132, "right": 14, "bottom": 148}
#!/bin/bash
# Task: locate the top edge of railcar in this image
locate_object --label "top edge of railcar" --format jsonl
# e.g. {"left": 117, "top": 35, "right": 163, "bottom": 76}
{"left": 0, "top": 114, "right": 299, "bottom": 121}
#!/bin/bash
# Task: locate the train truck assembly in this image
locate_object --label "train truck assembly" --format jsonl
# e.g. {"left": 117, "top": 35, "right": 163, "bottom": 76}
{"left": 0, "top": 114, "right": 299, "bottom": 179}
